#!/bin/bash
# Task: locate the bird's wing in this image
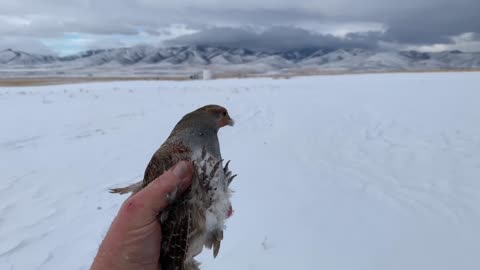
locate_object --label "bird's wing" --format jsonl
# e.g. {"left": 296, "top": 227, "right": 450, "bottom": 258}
{"left": 143, "top": 144, "right": 174, "bottom": 187}
{"left": 160, "top": 197, "right": 191, "bottom": 270}
{"left": 110, "top": 142, "right": 191, "bottom": 195}
{"left": 144, "top": 142, "right": 193, "bottom": 270}
{"left": 109, "top": 143, "right": 182, "bottom": 195}
{"left": 143, "top": 142, "right": 191, "bottom": 187}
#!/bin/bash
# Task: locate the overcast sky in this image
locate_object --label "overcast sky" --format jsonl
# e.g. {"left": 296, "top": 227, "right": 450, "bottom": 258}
{"left": 0, "top": 0, "right": 479, "bottom": 55}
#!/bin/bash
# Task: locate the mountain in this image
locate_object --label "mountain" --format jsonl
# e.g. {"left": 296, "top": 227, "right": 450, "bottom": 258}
{"left": 1, "top": 46, "right": 479, "bottom": 77}
{"left": 0, "top": 48, "right": 58, "bottom": 65}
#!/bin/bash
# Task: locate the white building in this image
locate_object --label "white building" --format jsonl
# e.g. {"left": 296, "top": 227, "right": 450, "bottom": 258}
{"left": 202, "top": 69, "right": 212, "bottom": 80}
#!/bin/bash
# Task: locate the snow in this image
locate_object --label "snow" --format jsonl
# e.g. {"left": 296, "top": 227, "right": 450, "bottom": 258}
{"left": 1, "top": 72, "right": 480, "bottom": 270}
{"left": 1, "top": 47, "right": 480, "bottom": 78}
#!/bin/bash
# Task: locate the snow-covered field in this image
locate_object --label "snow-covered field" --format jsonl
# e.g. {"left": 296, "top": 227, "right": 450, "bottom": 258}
{"left": 1, "top": 72, "right": 480, "bottom": 270}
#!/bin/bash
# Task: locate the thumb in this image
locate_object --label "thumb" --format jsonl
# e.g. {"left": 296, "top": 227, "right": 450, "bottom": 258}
{"left": 120, "top": 161, "right": 193, "bottom": 224}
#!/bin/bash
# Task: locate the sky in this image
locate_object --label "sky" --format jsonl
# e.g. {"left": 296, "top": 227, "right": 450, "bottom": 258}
{"left": 0, "top": 0, "right": 479, "bottom": 55}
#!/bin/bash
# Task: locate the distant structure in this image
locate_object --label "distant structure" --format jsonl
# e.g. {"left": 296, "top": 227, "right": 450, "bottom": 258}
{"left": 189, "top": 69, "right": 213, "bottom": 80}
{"left": 202, "top": 69, "right": 212, "bottom": 80}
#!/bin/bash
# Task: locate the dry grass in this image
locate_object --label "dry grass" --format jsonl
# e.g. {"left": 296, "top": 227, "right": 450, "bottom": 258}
{"left": 1, "top": 69, "right": 479, "bottom": 87}
{"left": 0, "top": 76, "right": 192, "bottom": 87}
{"left": 268, "top": 68, "right": 480, "bottom": 79}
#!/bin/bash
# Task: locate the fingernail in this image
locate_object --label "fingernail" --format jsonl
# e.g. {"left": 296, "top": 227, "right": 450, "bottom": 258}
{"left": 171, "top": 161, "right": 192, "bottom": 183}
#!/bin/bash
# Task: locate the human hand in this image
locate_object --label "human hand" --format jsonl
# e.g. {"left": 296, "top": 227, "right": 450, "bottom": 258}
{"left": 90, "top": 161, "right": 193, "bottom": 270}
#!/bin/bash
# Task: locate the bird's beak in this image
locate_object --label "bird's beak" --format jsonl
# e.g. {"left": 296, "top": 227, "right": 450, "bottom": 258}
{"left": 228, "top": 118, "right": 235, "bottom": 127}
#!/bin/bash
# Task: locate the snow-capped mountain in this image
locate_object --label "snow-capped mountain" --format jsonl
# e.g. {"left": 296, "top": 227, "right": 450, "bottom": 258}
{"left": 0, "top": 46, "right": 479, "bottom": 77}
{"left": 0, "top": 48, "right": 58, "bottom": 65}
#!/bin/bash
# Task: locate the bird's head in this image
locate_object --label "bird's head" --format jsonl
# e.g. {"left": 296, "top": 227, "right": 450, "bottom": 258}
{"left": 173, "top": 105, "right": 234, "bottom": 134}
{"left": 196, "top": 105, "right": 235, "bottom": 128}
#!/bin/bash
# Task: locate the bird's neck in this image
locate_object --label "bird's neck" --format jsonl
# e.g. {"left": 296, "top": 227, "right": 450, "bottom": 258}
{"left": 170, "top": 127, "right": 221, "bottom": 158}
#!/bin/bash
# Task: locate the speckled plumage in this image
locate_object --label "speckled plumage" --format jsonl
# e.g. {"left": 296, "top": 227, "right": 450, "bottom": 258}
{"left": 110, "top": 105, "right": 236, "bottom": 270}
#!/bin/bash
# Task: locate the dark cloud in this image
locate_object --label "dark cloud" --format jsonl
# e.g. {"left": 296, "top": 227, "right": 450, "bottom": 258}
{"left": 0, "top": 0, "right": 479, "bottom": 54}
{"left": 166, "top": 26, "right": 382, "bottom": 51}
{"left": 381, "top": 1, "right": 480, "bottom": 45}
{"left": 181, "top": 8, "right": 329, "bottom": 27}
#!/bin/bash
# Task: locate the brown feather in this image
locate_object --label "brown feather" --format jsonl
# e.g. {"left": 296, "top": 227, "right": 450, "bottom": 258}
{"left": 160, "top": 198, "right": 191, "bottom": 270}
{"left": 109, "top": 181, "right": 142, "bottom": 194}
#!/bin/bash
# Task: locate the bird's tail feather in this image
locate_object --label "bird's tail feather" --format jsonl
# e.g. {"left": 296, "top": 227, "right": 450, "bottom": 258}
{"left": 109, "top": 181, "right": 143, "bottom": 194}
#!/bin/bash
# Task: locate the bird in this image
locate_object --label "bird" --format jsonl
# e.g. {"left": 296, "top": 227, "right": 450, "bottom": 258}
{"left": 110, "top": 104, "right": 236, "bottom": 270}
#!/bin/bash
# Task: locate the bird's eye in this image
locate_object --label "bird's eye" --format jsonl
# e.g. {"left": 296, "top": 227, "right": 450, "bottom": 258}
{"left": 222, "top": 111, "right": 227, "bottom": 117}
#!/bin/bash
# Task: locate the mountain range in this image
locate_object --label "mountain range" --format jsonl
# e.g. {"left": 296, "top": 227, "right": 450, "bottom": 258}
{"left": 1, "top": 46, "right": 479, "bottom": 77}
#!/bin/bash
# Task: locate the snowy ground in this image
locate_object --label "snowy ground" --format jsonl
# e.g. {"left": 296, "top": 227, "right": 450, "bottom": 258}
{"left": 1, "top": 72, "right": 480, "bottom": 270}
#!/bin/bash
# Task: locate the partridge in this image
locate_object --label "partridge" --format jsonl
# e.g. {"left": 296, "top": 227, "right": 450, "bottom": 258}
{"left": 111, "top": 104, "right": 236, "bottom": 270}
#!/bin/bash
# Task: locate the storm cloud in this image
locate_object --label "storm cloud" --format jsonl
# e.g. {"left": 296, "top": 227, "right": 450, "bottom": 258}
{"left": 166, "top": 27, "right": 383, "bottom": 51}
{"left": 0, "top": 0, "right": 479, "bottom": 54}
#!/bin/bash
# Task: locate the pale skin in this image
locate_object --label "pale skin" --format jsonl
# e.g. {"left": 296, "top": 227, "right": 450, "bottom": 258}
{"left": 90, "top": 161, "right": 194, "bottom": 270}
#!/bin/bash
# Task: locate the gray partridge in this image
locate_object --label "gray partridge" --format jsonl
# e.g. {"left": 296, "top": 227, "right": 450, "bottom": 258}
{"left": 110, "top": 104, "right": 236, "bottom": 270}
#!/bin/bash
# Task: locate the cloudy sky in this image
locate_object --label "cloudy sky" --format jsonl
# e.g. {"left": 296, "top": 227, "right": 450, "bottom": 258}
{"left": 0, "top": 0, "right": 479, "bottom": 55}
